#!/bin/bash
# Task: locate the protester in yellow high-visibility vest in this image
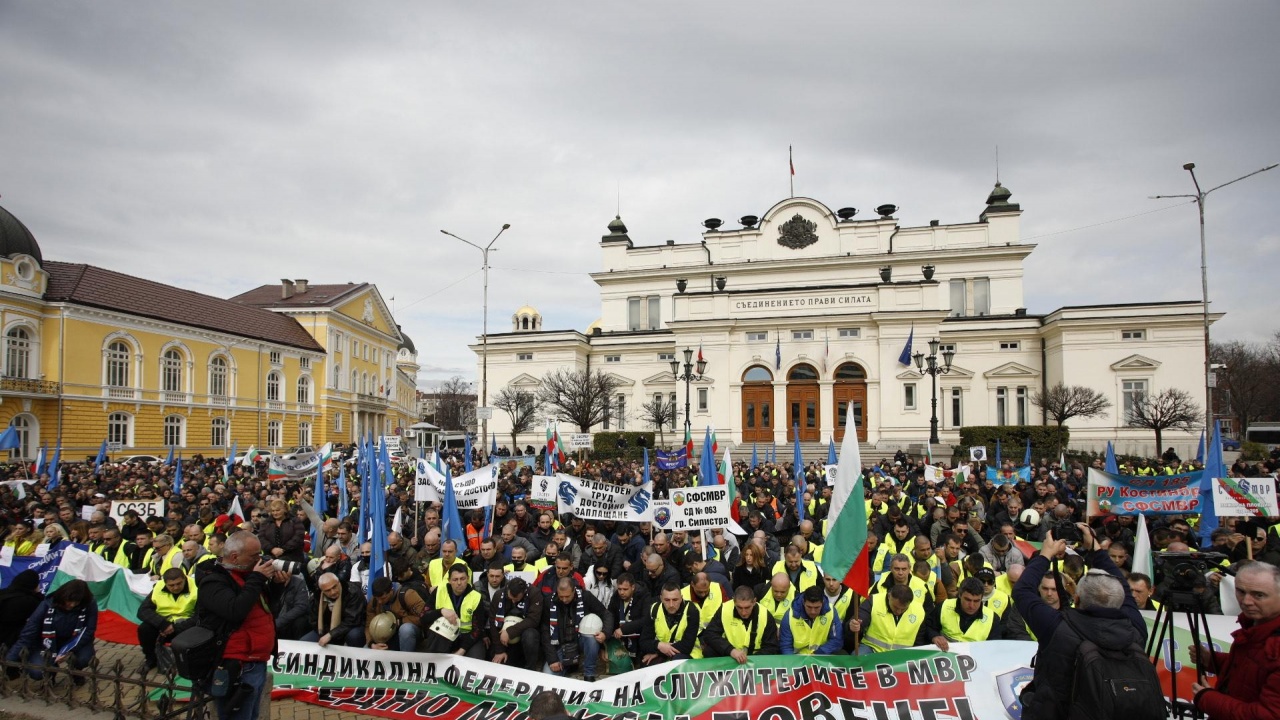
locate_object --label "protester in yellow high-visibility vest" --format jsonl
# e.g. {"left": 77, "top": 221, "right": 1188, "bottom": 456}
{"left": 135, "top": 568, "right": 197, "bottom": 676}
{"left": 849, "top": 584, "right": 926, "bottom": 654}
{"left": 699, "top": 585, "right": 779, "bottom": 662}
{"left": 926, "top": 578, "right": 1002, "bottom": 651}
{"left": 639, "top": 583, "right": 699, "bottom": 666}
{"left": 780, "top": 586, "right": 843, "bottom": 655}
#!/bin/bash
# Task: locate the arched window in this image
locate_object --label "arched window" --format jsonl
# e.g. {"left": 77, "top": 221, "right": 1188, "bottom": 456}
{"left": 107, "top": 412, "right": 131, "bottom": 447}
{"left": 297, "top": 376, "right": 311, "bottom": 404}
{"left": 211, "top": 417, "right": 228, "bottom": 447}
{"left": 10, "top": 414, "right": 34, "bottom": 459}
{"left": 298, "top": 422, "right": 312, "bottom": 447}
{"left": 372, "top": 374, "right": 380, "bottom": 395}
{"left": 362, "top": 372, "right": 369, "bottom": 394}
{"left": 5, "top": 328, "right": 30, "bottom": 379}
{"left": 266, "top": 372, "right": 281, "bottom": 401}
{"left": 332, "top": 363, "right": 341, "bottom": 389}
{"left": 106, "top": 341, "right": 131, "bottom": 387}
{"left": 351, "top": 370, "right": 358, "bottom": 393}
{"left": 210, "top": 356, "right": 228, "bottom": 399}
{"left": 742, "top": 366, "right": 773, "bottom": 383}
{"left": 787, "top": 364, "right": 819, "bottom": 381}
{"left": 522, "top": 317, "right": 529, "bottom": 330}
{"left": 164, "top": 415, "right": 185, "bottom": 447}
{"left": 835, "top": 363, "right": 866, "bottom": 380}
{"left": 162, "top": 349, "right": 184, "bottom": 393}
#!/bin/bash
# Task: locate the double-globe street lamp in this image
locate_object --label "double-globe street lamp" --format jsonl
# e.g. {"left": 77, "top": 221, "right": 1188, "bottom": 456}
{"left": 441, "top": 224, "right": 510, "bottom": 455}
{"left": 914, "top": 338, "right": 956, "bottom": 445}
{"left": 669, "top": 347, "right": 707, "bottom": 446}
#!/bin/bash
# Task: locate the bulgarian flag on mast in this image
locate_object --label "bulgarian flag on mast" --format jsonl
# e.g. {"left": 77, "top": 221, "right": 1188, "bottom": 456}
{"left": 316, "top": 442, "right": 335, "bottom": 472}
{"left": 684, "top": 425, "right": 694, "bottom": 465}
{"left": 550, "top": 423, "right": 567, "bottom": 467}
{"left": 819, "top": 403, "right": 871, "bottom": 597}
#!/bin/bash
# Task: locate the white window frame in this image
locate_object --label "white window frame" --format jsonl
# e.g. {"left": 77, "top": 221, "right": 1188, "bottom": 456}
{"left": 299, "top": 357, "right": 311, "bottom": 370}
{"left": 627, "top": 297, "right": 642, "bottom": 331}
{"left": 996, "top": 387, "right": 1008, "bottom": 426}
{"left": 107, "top": 412, "right": 132, "bottom": 447}
{"left": 162, "top": 349, "right": 184, "bottom": 394}
{"left": 658, "top": 353, "right": 675, "bottom": 362}
{"left": 298, "top": 422, "right": 312, "bottom": 447}
{"left": 837, "top": 328, "right": 860, "bottom": 338}
{"left": 211, "top": 417, "right": 228, "bottom": 448}
{"left": 904, "top": 382, "right": 917, "bottom": 411}
{"left": 5, "top": 327, "right": 30, "bottom": 379}
{"left": 1017, "top": 386, "right": 1028, "bottom": 425}
{"left": 210, "top": 356, "right": 229, "bottom": 399}
{"left": 697, "top": 387, "right": 708, "bottom": 412}
{"left": 1122, "top": 379, "right": 1148, "bottom": 419}
{"left": 938, "top": 343, "right": 956, "bottom": 354}
{"left": 1000, "top": 341, "right": 1021, "bottom": 351}
{"left": 605, "top": 355, "right": 621, "bottom": 363}
{"left": 296, "top": 376, "right": 312, "bottom": 404}
{"left": 949, "top": 279, "right": 967, "bottom": 317}
{"left": 266, "top": 372, "right": 282, "bottom": 401}
{"left": 163, "top": 415, "right": 185, "bottom": 448}
{"left": 949, "top": 387, "right": 963, "bottom": 428}
{"left": 106, "top": 341, "right": 131, "bottom": 388}
{"left": 267, "top": 421, "right": 282, "bottom": 448}
{"left": 746, "top": 332, "right": 768, "bottom": 342}
{"left": 1122, "top": 329, "right": 1146, "bottom": 341}
{"left": 791, "top": 329, "right": 814, "bottom": 341}
{"left": 517, "top": 353, "right": 533, "bottom": 361}
{"left": 269, "top": 350, "right": 282, "bottom": 365}
{"left": 973, "top": 277, "right": 991, "bottom": 316}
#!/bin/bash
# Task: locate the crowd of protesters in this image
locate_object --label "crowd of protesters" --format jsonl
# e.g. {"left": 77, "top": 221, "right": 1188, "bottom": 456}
{"left": 0, "top": 439, "right": 1274, "bottom": 697}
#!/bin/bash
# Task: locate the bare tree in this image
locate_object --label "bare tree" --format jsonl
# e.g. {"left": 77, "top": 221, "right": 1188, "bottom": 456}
{"left": 434, "top": 376, "right": 477, "bottom": 431}
{"left": 638, "top": 395, "right": 679, "bottom": 446}
{"left": 493, "top": 386, "right": 542, "bottom": 450}
{"left": 1126, "top": 387, "right": 1201, "bottom": 456}
{"left": 1211, "top": 340, "right": 1280, "bottom": 433}
{"left": 1031, "top": 382, "right": 1112, "bottom": 427}
{"left": 537, "top": 368, "right": 623, "bottom": 432}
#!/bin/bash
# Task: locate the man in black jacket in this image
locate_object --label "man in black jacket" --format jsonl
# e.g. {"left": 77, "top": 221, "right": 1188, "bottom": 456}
{"left": 606, "top": 573, "right": 648, "bottom": 670}
{"left": 487, "top": 578, "right": 543, "bottom": 671}
{"left": 1012, "top": 524, "right": 1147, "bottom": 720}
{"left": 542, "top": 578, "right": 613, "bottom": 681}
{"left": 638, "top": 583, "right": 699, "bottom": 666}
{"left": 700, "top": 585, "right": 779, "bottom": 662}
{"left": 136, "top": 569, "right": 197, "bottom": 675}
{"left": 301, "top": 572, "right": 366, "bottom": 647}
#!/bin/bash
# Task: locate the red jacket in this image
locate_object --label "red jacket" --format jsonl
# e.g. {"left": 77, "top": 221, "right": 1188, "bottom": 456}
{"left": 1194, "top": 612, "right": 1280, "bottom": 720}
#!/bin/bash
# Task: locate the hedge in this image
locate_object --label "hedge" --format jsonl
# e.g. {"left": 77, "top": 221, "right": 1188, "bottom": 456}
{"left": 590, "top": 431, "right": 658, "bottom": 461}
{"left": 956, "top": 426, "right": 1071, "bottom": 459}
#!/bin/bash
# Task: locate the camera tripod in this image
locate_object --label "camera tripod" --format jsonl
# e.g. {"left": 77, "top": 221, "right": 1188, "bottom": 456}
{"left": 1146, "top": 590, "right": 1216, "bottom": 720}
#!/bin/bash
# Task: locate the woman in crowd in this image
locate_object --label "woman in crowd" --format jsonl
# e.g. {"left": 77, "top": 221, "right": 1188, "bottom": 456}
{"left": 259, "top": 498, "right": 305, "bottom": 564}
{"left": 39, "top": 523, "right": 69, "bottom": 553}
{"left": 732, "top": 541, "right": 771, "bottom": 591}
{"left": 5, "top": 579, "right": 98, "bottom": 682}
{"left": 3, "top": 521, "right": 39, "bottom": 556}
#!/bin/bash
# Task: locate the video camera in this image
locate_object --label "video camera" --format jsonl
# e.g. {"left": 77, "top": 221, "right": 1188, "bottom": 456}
{"left": 1153, "top": 551, "right": 1228, "bottom": 592}
{"left": 1049, "top": 521, "right": 1083, "bottom": 547}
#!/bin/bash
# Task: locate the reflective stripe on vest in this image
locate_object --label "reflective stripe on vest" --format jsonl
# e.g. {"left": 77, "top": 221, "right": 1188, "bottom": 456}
{"left": 938, "top": 599, "right": 994, "bottom": 642}
{"left": 759, "top": 588, "right": 794, "bottom": 624}
{"left": 984, "top": 589, "right": 1012, "bottom": 618}
{"left": 681, "top": 583, "right": 725, "bottom": 630}
{"left": 652, "top": 602, "right": 690, "bottom": 644}
{"left": 864, "top": 597, "right": 925, "bottom": 652}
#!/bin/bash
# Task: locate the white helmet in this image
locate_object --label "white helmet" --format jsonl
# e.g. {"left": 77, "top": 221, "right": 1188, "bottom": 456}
{"left": 502, "top": 615, "right": 523, "bottom": 637}
{"left": 578, "top": 613, "right": 603, "bottom": 636}
{"left": 1019, "top": 508, "right": 1041, "bottom": 527}
{"left": 430, "top": 616, "right": 459, "bottom": 641}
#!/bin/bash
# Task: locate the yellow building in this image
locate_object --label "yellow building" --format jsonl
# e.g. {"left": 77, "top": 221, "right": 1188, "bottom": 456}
{"left": 0, "top": 203, "right": 418, "bottom": 460}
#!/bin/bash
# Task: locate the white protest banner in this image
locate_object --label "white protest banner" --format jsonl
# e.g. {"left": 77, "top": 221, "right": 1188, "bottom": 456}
{"left": 969, "top": 446, "right": 987, "bottom": 462}
{"left": 566, "top": 433, "right": 592, "bottom": 450}
{"left": 555, "top": 474, "right": 652, "bottom": 521}
{"left": 419, "top": 466, "right": 497, "bottom": 511}
{"left": 531, "top": 475, "right": 557, "bottom": 504}
{"left": 823, "top": 464, "right": 837, "bottom": 486}
{"left": 651, "top": 485, "right": 731, "bottom": 531}
{"left": 1212, "top": 475, "right": 1279, "bottom": 517}
{"left": 413, "top": 457, "right": 446, "bottom": 503}
{"left": 268, "top": 452, "right": 323, "bottom": 480}
{"left": 109, "top": 499, "right": 165, "bottom": 524}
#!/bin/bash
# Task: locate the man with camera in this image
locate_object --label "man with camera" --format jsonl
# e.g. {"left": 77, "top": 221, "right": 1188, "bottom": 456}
{"left": 193, "top": 531, "right": 286, "bottom": 720}
{"left": 1189, "top": 560, "right": 1280, "bottom": 719}
{"left": 1012, "top": 522, "right": 1151, "bottom": 720}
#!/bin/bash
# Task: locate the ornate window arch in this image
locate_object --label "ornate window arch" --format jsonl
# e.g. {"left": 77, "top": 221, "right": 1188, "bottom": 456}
{"left": 161, "top": 348, "right": 185, "bottom": 394}
{"left": 4, "top": 326, "right": 33, "bottom": 379}
{"left": 9, "top": 413, "right": 37, "bottom": 460}
{"left": 297, "top": 375, "right": 312, "bottom": 404}
{"left": 742, "top": 366, "right": 773, "bottom": 383}
{"left": 266, "top": 371, "right": 282, "bottom": 401}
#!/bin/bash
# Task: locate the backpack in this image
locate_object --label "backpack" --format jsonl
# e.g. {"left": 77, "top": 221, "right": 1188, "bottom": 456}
{"left": 1061, "top": 613, "right": 1165, "bottom": 720}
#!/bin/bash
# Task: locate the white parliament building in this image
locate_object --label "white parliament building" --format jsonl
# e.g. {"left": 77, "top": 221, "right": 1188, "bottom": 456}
{"left": 471, "top": 183, "right": 1212, "bottom": 458}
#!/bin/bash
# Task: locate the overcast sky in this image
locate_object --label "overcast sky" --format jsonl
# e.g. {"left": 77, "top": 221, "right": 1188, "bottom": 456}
{"left": 1, "top": 2, "right": 1276, "bottom": 389}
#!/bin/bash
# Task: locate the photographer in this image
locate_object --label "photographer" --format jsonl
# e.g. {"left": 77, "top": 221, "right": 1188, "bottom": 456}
{"left": 1190, "top": 561, "right": 1280, "bottom": 719}
{"left": 1012, "top": 522, "right": 1149, "bottom": 720}
{"left": 194, "top": 531, "right": 286, "bottom": 720}
{"left": 1152, "top": 541, "right": 1222, "bottom": 615}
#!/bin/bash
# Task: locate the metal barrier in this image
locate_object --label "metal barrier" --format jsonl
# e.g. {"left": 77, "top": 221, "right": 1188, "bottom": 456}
{"left": 0, "top": 645, "right": 210, "bottom": 720}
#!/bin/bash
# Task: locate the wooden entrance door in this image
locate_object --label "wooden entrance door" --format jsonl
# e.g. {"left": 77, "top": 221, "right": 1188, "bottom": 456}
{"left": 833, "top": 362, "right": 868, "bottom": 442}
{"left": 741, "top": 384, "right": 774, "bottom": 443}
{"left": 785, "top": 363, "right": 821, "bottom": 442}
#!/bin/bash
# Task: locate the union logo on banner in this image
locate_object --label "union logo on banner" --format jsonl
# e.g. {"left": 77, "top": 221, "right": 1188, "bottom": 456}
{"left": 996, "top": 667, "right": 1034, "bottom": 720}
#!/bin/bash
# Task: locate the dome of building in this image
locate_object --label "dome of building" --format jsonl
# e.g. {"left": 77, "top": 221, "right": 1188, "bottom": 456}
{"left": 396, "top": 325, "right": 416, "bottom": 354}
{"left": 0, "top": 204, "right": 43, "bottom": 265}
{"left": 512, "top": 304, "right": 542, "bottom": 332}
{"left": 586, "top": 318, "right": 602, "bottom": 335}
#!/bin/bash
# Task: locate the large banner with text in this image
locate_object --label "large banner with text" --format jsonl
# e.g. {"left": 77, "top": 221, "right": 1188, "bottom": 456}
{"left": 1087, "top": 468, "right": 1204, "bottom": 516}
{"left": 555, "top": 475, "right": 653, "bottom": 522}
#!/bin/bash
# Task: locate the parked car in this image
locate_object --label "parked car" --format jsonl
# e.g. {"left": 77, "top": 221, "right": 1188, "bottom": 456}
{"left": 120, "top": 454, "right": 162, "bottom": 465}
{"left": 1221, "top": 437, "right": 1241, "bottom": 451}
{"left": 280, "top": 445, "right": 316, "bottom": 462}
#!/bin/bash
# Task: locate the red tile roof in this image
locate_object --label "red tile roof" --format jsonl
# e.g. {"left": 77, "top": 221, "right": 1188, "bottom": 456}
{"left": 230, "top": 282, "right": 367, "bottom": 309}
{"left": 43, "top": 261, "right": 325, "bottom": 352}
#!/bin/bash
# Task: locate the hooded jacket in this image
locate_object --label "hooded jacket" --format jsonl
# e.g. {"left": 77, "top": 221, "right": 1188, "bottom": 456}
{"left": 1193, "top": 611, "right": 1280, "bottom": 720}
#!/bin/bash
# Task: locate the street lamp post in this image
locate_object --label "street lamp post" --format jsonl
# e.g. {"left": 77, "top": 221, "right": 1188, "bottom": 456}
{"left": 914, "top": 338, "right": 955, "bottom": 445}
{"left": 670, "top": 347, "right": 707, "bottom": 443}
{"left": 1152, "top": 162, "right": 1277, "bottom": 436}
{"left": 441, "top": 224, "right": 511, "bottom": 455}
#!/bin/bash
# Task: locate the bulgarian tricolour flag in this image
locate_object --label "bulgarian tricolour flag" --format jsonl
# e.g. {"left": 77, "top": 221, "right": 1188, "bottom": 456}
{"left": 819, "top": 403, "right": 871, "bottom": 597}
{"left": 50, "top": 546, "right": 148, "bottom": 645}
{"left": 684, "top": 425, "right": 694, "bottom": 466}
{"left": 239, "top": 445, "right": 265, "bottom": 466}
{"left": 316, "top": 442, "right": 335, "bottom": 473}
{"left": 721, "top": 449, "right": 740, "bottom": 522}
